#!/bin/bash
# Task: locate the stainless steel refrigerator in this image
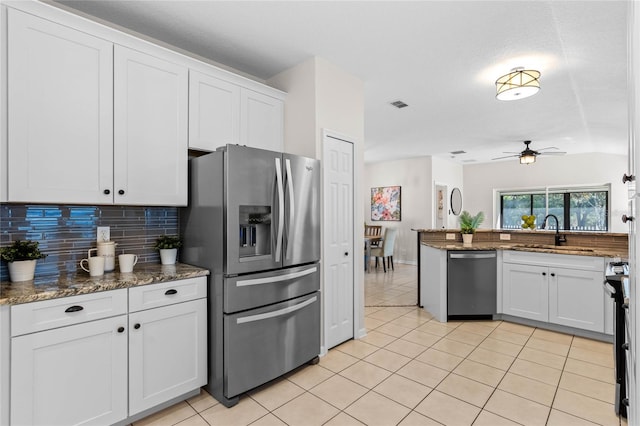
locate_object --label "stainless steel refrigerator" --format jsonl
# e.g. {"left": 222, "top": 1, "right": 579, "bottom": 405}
{"left": 180, "top": 144, "right": 321, "bottom": 407}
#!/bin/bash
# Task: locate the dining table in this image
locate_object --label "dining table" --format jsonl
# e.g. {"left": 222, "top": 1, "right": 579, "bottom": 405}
{"left": 364, "top": 235, "right": 382, "bottom": 272}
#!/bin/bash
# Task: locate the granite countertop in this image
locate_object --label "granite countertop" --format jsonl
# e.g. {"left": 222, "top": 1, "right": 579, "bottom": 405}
{"left": 0, "top": 263, "right": 209, "bottom": 306}
{"left": 421, "top": 241, "right": 627, "bottom": 258}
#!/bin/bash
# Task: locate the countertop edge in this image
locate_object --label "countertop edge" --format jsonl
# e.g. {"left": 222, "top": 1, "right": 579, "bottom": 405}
{"left": 0, "top": 263, "right": 210, "bottom": 306}
{"left": 420, "top": 242, "right": 626, "bottom": 258}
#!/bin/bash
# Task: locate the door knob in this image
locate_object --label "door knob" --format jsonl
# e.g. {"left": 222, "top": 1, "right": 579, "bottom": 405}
{"left": 103, "top": 189, "right": 111, "bottom": 195}
{"left": 118, "top": 189, "right": 125, "bottom": 195}
{"left": 622, "top": 214, "right": 634, "bottom": 223}
{"left": 344, "top": 252, "right": 349, "bottom": 256}
{"left": 623, "top": 173, "right": 635, "bottom": 183}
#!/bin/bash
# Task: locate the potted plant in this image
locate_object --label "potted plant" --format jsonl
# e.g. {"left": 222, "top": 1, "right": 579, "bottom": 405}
{"left": 0, "top": 240, "right": 47, "bottom": 282}
{"left": 459, "top": 210, "right": 485, "bottom": 245}
{"left": 154, "top": 235, "right": 182, "bottom": 265}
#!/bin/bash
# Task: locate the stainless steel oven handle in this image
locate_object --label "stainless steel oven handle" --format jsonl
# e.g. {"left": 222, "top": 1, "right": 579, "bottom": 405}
{"left": 236, "top": 266, "right": 318, "bottom": 287}
{"left": 236, "top": 296, "right": 317, "bottom": 324}
{"left": 274, "top": 157, "right": 284, "bottom": 262}
{"left": 285, "top": 158, "right": 295, "bottom": 260}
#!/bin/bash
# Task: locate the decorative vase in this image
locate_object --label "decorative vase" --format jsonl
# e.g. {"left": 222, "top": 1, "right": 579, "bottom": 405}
{"left": 462, "top": 234, "right": 474, "bottom": 246}
{"left": 7, "top": 259, "right": 37, "bottom": 282}
{"left": 159, "top": 248, "right": 178, "bottom": 265}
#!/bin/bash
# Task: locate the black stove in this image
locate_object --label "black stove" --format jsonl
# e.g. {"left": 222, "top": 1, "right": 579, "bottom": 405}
{"left": 604, "top": 260, "right": 629, "bottom": 418}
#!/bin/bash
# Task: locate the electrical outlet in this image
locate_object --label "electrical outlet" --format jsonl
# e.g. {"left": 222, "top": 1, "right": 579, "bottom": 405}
{"left": 500, "top": 233, "right": 511, "bottom": 240}
{"left": 97, "top": 226, "right": 110, "bottom": 242}
{"left": 446, "top": 233, "right": 456, "bottom": 240}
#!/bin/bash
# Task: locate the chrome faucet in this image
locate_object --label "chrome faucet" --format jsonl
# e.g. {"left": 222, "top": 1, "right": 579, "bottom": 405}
{"left": 541, "top": 214, "right": 567, "bottom": 246}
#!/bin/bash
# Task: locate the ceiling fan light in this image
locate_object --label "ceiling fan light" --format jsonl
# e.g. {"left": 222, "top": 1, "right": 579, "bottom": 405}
{"left": 496, "top": 69, "right": 541, "bottom": 101}
{"left": 520, "top": 153, "right": 536, "bottom": 164}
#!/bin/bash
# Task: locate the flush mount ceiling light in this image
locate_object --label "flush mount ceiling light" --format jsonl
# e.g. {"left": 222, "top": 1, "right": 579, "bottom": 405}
{"left": 495, "top": 68, "right": 541, "bottom": 101}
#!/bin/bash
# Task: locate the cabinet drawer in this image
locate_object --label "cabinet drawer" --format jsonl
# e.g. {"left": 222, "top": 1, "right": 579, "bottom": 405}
{"left": 11, "top": 289, "right": 127, "bottom": 336}
{"left": 503, "top": 250, "right": 604, "bottom": 271}
{"left": 129, "top": 277, "right": 206, "bottom": 312}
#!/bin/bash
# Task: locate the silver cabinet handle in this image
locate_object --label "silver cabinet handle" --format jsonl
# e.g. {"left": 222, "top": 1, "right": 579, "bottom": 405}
{"left": 274, "top": 157, "right": 284, "bottom": 262}
{"left": 236, "top": 266, "right": 317, "bottom": 287}
{"left": 236, "top": 296, "right": 317, "bottom": 324}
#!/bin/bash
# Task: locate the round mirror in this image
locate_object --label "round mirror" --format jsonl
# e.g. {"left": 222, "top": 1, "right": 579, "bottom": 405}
{"left": 450, "top": 187, "right": 462, "bottom": 216}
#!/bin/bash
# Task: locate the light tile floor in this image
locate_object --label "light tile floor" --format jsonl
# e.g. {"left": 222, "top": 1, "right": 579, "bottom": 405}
{"left": 135, "top": 264, "right": 626, "bottom": 426}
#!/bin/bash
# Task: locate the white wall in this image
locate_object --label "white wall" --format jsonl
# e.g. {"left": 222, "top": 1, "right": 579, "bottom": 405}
{"left": 267, "top": 58, "right": 317, "bottom": 159}
{"left": 432, "top": 157, "right": 464, "bottom": 229}
{"left": 364, "top": 157, "right": 432, "bottom": 264}
{"left": 463, "top": 153, "right": 628, "bottom": 232}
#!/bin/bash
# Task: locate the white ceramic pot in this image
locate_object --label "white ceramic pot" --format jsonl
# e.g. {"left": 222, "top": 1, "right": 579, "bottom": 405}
{"left": 462, "top": 233, "right": 474, "bottom": 246}
{"left": 159, "top": 248, "right": 178, "bottom": 265}
{"left": 8, "top": 259, "right": 37, "bottom": 282}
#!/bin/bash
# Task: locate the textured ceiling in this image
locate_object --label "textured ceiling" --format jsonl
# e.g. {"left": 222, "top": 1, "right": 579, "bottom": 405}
{"left": 53, "top": 0, "right": 629, "bottom": 164}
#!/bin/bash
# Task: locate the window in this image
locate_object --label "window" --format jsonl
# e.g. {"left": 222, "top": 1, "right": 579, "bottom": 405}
{"left": 500, "top": 188, "right": 608, "bottom": 231}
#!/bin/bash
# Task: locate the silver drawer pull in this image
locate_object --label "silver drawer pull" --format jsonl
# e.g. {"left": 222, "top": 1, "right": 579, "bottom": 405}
{"left": 236, "top": 267, "right": 317, "bottom": 287}
{"left": 236, "top": 296, "right": 317, "bottom": 324}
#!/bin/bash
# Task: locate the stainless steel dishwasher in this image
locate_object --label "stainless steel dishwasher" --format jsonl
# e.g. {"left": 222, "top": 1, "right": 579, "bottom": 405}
{"left": 447, "top": 250, "right": 497, "bottom": 319}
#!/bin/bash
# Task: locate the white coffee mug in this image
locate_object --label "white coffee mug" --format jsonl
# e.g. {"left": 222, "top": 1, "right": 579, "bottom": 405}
{"left": 118, "top": 254, "right": 138, "bottom": 273}
{"left": 80, "top": 256, "right": 105, "bottom": 277}
{"left": 88, "top": 241, "right": 117, "bottom": 272}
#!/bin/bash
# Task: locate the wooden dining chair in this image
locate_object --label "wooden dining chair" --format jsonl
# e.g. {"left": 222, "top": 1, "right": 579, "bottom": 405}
{"left": 364, "top": 224, "right": 382, "bottom": 247}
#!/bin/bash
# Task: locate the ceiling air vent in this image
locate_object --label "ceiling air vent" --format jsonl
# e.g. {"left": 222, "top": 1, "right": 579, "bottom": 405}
{"left": 450, "top": 150, "right": 466, "bottom": 155}
{"left": 390, "top": 100, "right": 408, "bottom": 109}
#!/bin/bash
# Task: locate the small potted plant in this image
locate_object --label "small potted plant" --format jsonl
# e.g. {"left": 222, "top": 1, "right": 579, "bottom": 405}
{"left": 154, "top": 235, "right": 182, "bottom": 265}
{"left": 459, "top": 211, "right": 485, "bottom": 245}
{"left": 0, "top": 240, "right": 47, "bottom": 282}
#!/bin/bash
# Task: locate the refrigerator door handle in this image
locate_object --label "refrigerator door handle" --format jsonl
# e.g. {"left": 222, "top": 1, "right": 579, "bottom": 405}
{"left": 236, "top": 296, "right": 317, "bottom": 324}
{"left": 275, "top": 157, "right": 284, "bottom": 262}
{"left": 285, "top": 158, "right": 295, "bottom": 260}
{"left": 235, "top": 266, "right": 318, "bottom": 287}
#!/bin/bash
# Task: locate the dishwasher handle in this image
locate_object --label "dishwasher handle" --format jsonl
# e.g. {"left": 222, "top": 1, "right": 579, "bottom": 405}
{"left": 449, "top": 252, "right": 496, "bottom": 259}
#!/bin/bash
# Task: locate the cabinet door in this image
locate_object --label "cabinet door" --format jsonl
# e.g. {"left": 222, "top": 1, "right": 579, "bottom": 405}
{"left": 11, "top": 315, "right": 127, "bottom": 426}
{"left": 129, "top": 298, "right": 207, "bottom": 415}
{"left": 502, "top": 263, "right": 549, "bottom": 321}
{"left": 7, "top": 9, "right": 114, "bottom": 204}
{"left": 189, "top": 70, "right": 240, "bottom": 151}
{"left": 240, "top": 88, "right": 284, "bottom": 152}
{"left": 549, "top": 268, "right": 605, "bottom": 332}
{"left": 114, "top": 46, "right": 188, "bottom": 206}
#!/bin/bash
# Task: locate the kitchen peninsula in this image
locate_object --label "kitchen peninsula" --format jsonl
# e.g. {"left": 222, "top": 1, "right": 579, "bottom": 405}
{"left": 415, "top": 229, "right": 628, "bottom": 341}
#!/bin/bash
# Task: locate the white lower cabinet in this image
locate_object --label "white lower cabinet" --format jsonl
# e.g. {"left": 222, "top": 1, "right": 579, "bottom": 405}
{"left": 129, "top": 298, "right": 207, "bottom": 415}
{"left": 502, "top": 251, "right": 606, "bottom": 333}
{"left": 502, "top": 263, "right": 549, "bottom": 322}
{"left": 11, "top": 315, "right": 128, "bottom": 426}
{"left": 549, "top": 267, "right": 605, "bottom": 331}
{"left": 8, "top": 277, "right": 207, "bottom": 425}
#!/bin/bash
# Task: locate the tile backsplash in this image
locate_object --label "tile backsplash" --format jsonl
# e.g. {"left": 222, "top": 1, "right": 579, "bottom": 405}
{"left": 0, "top": 204, "right": 179, "bottom": 281}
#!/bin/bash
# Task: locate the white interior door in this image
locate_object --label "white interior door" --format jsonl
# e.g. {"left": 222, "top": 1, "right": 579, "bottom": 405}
{"left": 323, "top": 133, "right": 355, "bottom": 349}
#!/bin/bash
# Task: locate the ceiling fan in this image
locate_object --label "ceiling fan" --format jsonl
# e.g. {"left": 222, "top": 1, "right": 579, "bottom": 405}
{"left": 492, "top": 140, "right": 566, "bottom": 164}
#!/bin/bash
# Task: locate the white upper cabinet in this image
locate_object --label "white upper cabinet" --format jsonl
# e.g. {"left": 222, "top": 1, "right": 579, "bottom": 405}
{"left": 188, "top": 70, "right": 240, "bottom": 151}
{"left": 241, "top": 88, "right": 284, "bottom": 152}
{"left": 4, "top": 2, "right": 284, "bottom": 205}
{"left": 114, "top": 46, "right": 188, "bottom": 206}
{"left": 7, "top": 9, "right": 114, "bottom": 204}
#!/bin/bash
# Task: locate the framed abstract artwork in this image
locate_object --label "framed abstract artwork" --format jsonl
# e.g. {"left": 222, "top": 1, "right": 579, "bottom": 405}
{"left": 371, "top": 186, "right": 401, "bottom": 221}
